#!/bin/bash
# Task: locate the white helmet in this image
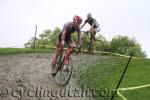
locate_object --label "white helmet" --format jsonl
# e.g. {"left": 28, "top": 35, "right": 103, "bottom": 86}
{"left": 87, "top": 13, "right": 92, "bottom": 18}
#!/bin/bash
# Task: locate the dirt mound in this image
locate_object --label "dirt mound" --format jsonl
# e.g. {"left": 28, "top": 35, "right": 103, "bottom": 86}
{"left": 0, "top": 53, "right": 94, "bottom": 100}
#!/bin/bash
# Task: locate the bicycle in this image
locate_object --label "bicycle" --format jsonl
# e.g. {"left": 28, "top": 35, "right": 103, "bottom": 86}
{"left": 81, "top": 31, "right": 104, "bottom": 54}
{"left": 50, "top": 46, "right": 81, "bottom": 86}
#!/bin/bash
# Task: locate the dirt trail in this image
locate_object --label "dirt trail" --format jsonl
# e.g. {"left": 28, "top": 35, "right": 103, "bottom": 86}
{"left": 0, "top": 53, "right": 99, "bottom": 100}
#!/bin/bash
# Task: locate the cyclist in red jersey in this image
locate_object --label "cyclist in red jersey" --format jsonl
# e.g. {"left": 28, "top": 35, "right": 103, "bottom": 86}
{"left": 51, "top": 15, "right": 82, "bottom": 73}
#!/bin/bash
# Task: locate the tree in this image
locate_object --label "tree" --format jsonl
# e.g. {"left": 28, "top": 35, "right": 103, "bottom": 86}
{"left": 94, "top": 34, "right": 111, "bottom": 52}
{"left": 49, "top": 27, "right": 61, "bottom": 46}
{"left": 39, "top": 29, "right": 52, "bottom": 40}
{"left": 24, "top": 27, "right": 146, "bottom": 58}
{"left": 111, "top": 35, "right": 146, "bottom": 57}
{"left": 24, "top": 29, "right": 52, "bottom": 49}
{"left": 24, "top": 37, "right": 38, "bottom": 48}
{"left": 43, "top": 29, "right": 52, "bottom": 41}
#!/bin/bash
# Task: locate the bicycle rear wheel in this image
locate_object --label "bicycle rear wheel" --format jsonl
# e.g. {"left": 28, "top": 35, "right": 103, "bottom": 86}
{"left": 54, "top": 57, "right": 73, "bottom": 86}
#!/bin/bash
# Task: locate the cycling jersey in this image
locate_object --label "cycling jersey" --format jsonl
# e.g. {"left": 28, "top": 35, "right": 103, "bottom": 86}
{"left": 58, "top": 22, "right": 80, "bottom": 44}
{"left": 85, "top": 18, "right": 99, "bottom": 28}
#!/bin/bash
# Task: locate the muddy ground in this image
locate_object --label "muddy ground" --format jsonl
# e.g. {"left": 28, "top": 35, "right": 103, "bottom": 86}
{"left": 0, "top": 53, "right": 101, "bottom": 100}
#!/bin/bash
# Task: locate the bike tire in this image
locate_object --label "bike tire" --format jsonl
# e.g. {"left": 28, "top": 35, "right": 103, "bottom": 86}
{"left": 54, "top": 57, "right": 73, "bottom": 86}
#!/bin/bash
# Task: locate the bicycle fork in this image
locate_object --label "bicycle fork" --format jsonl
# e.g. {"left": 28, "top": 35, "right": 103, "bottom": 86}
{"left": 56, "top": 49, "right": 64, "bottom": 72}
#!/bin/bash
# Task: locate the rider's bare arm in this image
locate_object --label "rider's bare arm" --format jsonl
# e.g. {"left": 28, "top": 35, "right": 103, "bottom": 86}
{"left": 81, "top": 19, "right": 88, "bottom": 29}
{"left": 80, "top": 22, "right": 86, "bottom": 29}
{"left": 61, "top": 31, "right": 66, "bottom": 46}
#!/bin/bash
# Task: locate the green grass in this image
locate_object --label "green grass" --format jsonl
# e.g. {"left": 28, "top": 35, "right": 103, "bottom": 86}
{"left": 0, "top": 48, "right": 55, "bottom": 54}
{"left": 1, "top": 48, "right": 149, "bottom": 99}
{"left": 75, "top": 56, "right": 150, "bottom": 100}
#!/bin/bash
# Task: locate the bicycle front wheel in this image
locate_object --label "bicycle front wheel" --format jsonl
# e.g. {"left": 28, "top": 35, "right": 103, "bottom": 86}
{"left": 54, "top": 57, "right": 73, "bottom": 86}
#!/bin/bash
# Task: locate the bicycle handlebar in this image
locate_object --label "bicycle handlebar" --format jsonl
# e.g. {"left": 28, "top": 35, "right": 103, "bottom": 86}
{"left": 60, "top": 45, "right": 81, "bottom": 55}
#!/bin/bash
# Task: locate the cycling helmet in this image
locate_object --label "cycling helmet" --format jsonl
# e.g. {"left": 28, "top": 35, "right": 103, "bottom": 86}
{"left": 87, "top": 13, "right": 92, "bottom": 18}
{"left": 73, "top": 15, "right": 82, "bottom": 25}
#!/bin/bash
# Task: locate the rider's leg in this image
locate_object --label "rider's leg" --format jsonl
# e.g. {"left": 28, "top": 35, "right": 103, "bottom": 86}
{"left": 63, "top": 40, "right": 75, "bottom": 70}
{"left": 64, "top": 47, "right": 75, "bottom": 64}
{"left": 89, "top": 28, "right": 96, "bottom": 41}
{"left": 52, "top": 40, "right": 62, "bottom": 65}
{"left": 90, "top": 37, "right": 94, "bottom": 54}
{"left": 89, "top": 27, "right": 100, "bottom": 54}
{"left": 89, "top": 28, "right": 96, "bottom": 54}
{"left": 51, "top": 40, "right": 63, "bottom": 74}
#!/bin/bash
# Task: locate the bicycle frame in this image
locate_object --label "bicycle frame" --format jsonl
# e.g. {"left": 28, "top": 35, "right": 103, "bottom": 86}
{"left": 53, "top": 46, "right": 80, "bottom": 86}
{"left": 81, "top": 31, "right": 106, "bottom": 54}
{"left": 55, "top": 48, "right": 64, "bottom": 72}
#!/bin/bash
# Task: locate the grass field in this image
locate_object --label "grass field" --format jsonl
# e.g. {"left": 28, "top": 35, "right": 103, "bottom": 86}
{"left": 75, "top": 56, "right": 150, "bottom": 100}
{"left": 0, "top": 48, "right": 149, "bottom": 100}
{"left": 0, "top": 48, "right": 55, "bottom": 54}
